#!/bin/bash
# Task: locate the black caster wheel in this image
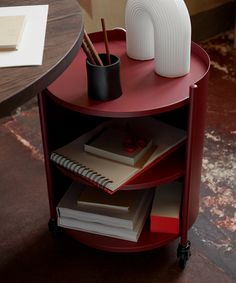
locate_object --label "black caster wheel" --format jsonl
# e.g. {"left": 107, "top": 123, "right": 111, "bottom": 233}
{"left": 179, "top": 254, "right": 187, "bottom": 269}
{"left": 48, "top": 218, "right": 61, "bottom": 238}
{"left": 177, "top": 240, "right": 191, "bottom": 269}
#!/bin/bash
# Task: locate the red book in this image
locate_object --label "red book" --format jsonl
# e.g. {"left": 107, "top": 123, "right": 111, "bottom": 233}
{"left": 150, "top": 182, "right": 182, "bottom": 234}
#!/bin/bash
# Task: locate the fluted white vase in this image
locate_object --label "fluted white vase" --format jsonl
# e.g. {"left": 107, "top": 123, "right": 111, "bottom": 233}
{"left": 125, "top": 0, "right": 191, "bottom": 78}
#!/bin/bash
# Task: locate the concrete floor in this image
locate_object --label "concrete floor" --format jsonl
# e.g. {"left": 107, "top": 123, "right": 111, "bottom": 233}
{"left": 0, "top": 31, "right": 235, "bottom": 282}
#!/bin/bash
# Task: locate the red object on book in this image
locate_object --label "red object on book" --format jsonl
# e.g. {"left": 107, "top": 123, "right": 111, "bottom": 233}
{"left": 85, "top": 125, "right": 153, "bottom": 166}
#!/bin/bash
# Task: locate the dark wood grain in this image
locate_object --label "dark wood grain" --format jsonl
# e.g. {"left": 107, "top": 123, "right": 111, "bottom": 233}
{"left": 0, "top": 0, "right": 84, "bottom": 117}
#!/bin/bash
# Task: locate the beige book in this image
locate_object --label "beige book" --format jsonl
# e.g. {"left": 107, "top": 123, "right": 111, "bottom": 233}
{"left": 57, "top": 182, "right": 153, "bottom": 230}
{"left": 0, "top": 15, "right": 26, "bottom": 50}
{"left": 57, "top": 183, "right": 153, "bottom": 242}
{"left": 77, "top": 186, "right": 142, "bottom": 212}
{"left": 84, "top": 126, "right": 153, "bottom": 166}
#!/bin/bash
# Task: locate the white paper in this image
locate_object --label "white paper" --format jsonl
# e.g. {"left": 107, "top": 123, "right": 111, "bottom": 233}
{"left": 0, "top": 5, "right": 48, "bottom": 67}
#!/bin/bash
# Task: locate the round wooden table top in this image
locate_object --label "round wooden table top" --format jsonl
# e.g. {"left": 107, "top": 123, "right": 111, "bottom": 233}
{"left": 0, "top": 0, "right": 84, "bottom": 117}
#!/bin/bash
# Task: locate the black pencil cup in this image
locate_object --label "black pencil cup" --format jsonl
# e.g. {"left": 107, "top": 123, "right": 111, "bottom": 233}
{"left": 86, "top": 53, "right": 122, "bottom": 101}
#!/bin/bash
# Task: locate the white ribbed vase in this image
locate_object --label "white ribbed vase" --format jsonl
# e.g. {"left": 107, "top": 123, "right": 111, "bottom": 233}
{"left": 125, "top": 0, "right": 191, "bottom": 78}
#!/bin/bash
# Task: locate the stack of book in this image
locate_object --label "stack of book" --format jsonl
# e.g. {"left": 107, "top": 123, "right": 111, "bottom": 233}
{"left": 57, "top": 182, "right": 153, "bottom": 242}
{"left": 50, "top": 117, "right": 186, "bottom": 194}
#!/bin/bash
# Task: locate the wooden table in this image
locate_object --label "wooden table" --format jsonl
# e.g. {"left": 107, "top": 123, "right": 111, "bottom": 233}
{"left": 0, "top": 0, "right": 84, "bottom": 117}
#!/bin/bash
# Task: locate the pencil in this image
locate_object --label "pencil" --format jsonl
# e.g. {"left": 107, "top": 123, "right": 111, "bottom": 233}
{"left": 82, "top": 40, "right": 96, "bottom": 65}
{"left": 101, "top": 18, "right": 111, "bottom": 65}
{"left": 84, "top": 30, "right": 103, "bottom": 66}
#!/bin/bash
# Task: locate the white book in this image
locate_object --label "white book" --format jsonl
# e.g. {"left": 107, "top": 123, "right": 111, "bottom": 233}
{"left": 0, "top": 5, "right": 48, "bottom": 67}
{"left": 57, "top": 182, "right": 153, "bottom": 229}
{"left": 57, "top": 190, "right": 153, "bottom": 242}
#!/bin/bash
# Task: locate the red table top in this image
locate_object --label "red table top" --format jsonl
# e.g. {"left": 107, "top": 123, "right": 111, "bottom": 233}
{"left": 48, "top": 30, "right": 210, "bottom": 117}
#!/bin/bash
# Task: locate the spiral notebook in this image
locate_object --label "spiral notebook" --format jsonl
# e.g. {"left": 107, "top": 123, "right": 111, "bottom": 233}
{"left": 50, "top": 118, "right": 186, "bottom": 194}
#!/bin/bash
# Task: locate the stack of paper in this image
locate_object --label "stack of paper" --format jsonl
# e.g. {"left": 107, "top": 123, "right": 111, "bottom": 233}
{"left": 57, "top": 182, "right": 154, "bottom": 242}
{"left": 0, "top": 15, "right": 26, "bottom": 50}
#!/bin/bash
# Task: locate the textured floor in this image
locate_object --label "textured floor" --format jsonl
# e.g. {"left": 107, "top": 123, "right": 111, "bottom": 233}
{"left": 0, "top": 32, "right": 236, "bottom": 282}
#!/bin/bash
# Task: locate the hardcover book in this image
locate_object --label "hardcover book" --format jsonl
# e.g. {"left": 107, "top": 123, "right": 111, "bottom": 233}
{"left": 84, "top": 126, "right": 153, "bottom": 166}
{"left": 50, "top": 117, "right": 186, "bottom": 194}
{"left": 0, "top": 15, "right": 26, "bottom": 50}
{"left": 57, "top": 183, "right": 153, "bottom": 242}
{"left": 77, "top": 185, "right": 142, "bottom": 212}
{"left": 57, "top": 182, "right": 151, "bottom": 229}
{"left": 150, "top": 182, "right": 183, "bottom": 234}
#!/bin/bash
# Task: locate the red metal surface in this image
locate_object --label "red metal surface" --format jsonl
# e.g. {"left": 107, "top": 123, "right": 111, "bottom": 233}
{"left": 38, "top": 92, "right": 57, "bottom": 219}
{"left": 180, "top": 73, "right": 210, "bottom": 245}
{"left": 40, "top": 29, "right": 210, "bottom": 252}
{"left": 48, "top": 29, "right": 209, "bottom": 118}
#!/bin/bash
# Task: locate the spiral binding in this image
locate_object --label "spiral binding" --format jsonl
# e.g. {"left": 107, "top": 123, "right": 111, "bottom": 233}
{"left": 50, "top": 152, "right": 113, "bottom": 190}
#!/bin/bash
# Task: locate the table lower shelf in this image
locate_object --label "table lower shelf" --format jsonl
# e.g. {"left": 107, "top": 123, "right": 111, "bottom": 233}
{"left": 63, "top": 222, "right": 179, "bottom": 253}
{"left": 53, "top": 143, "right": 185, "bottom": 252}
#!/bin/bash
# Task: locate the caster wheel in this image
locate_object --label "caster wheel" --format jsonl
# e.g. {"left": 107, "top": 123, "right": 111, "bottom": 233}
{"left": 179, "top": 256, "right": 187, "bottom": 269}
{"left": 48, "top": 218, "right": 61, "bottom": 238}
{"left": 177, "top": 240, "right": 191, "bottom": 269}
